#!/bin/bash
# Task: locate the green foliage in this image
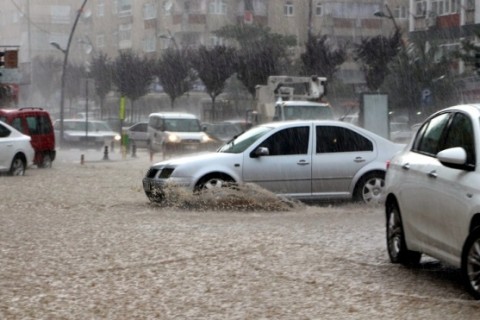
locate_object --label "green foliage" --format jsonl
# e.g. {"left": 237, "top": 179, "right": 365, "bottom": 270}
{"left": 32, "top": 55, "right": 62, "bottom": 105}
{"left": 112, "top": 50, "right": 154, "bottom": 101}
{"left": 155, "top": 48, "right": 196, "bottom": 108}
{"left": 355, "top": 30, "right": 401, "bottom": 91}
{"left": 191, "top": 45, "right": 236, "bottom": 98}
{"left": 65, "top": 63, "right": 86, "bottom": 103}
{"left": 89, "top": 52, "right": 113, "bottom": 118}
{"left": 457, "top": 29, "right": 480, "bottom": 74}
{"left": 215, "top": 24, "right": 297, "bottom": 97}
{"left": 112, "top": 50, "right": 154, "bottom": 120}
{"left": 190, "top": 45, "right": 236, "bottom": 120}
{"left": 301, "top": 35, "right": 346, "bottom": 80}
{"left": 382, "top": 38, "right": 459, "bottom": 124}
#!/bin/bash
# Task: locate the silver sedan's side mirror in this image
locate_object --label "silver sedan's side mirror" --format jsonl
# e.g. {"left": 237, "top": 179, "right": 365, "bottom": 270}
{"left": 252, "top": 146, "right": 269, "bottom": 157}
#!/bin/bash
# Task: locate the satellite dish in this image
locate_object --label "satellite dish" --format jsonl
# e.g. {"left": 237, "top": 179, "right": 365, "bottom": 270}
{"left": 163, "top": 0, "right": 173, "bottom": 12}
{"left": 83, "top": 9, "right": 92, "bottom": 19}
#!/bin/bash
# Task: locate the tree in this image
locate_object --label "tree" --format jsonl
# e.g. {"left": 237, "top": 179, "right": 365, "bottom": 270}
{"left": 215, "top": 24, "right": 296, "bottom": 97}
{"left": 112, "top": 50, "right": 154, "bottom": 121}
{"left": 31, "top": 55, "right": 62, "bottom": 107}
{"left": 89, "top": 52, "right": 113, "bottom": 119}
{"left": 383, "top": 37, "right": 458, "bottom": 124}
{"left": 354, "top": 30, "right": 401, "bottom": 91}
{"left": 155, "top": 48, "right": 196, "bottom": 108}
{"left": 64, "top": 63, "right": 86, "bottom": 114}
{"left": 300, "top": 35, "right": 346, "bottom": 80}
{"left": 191, "top": 45, "right": 236, "bottom": 121}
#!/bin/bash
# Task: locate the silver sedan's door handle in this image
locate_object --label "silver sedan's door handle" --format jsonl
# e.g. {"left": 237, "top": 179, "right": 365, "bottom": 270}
{"left": 402, "top": 163, "right": 410, "bottom": 170}
{"left": 297, "top": 160, "right": 310, "bottom": 166}
{"left": 354, "top": 157, "right": 365, "bottom": 163}
{"left": 428, "top": 170, "right": 437, "bottom": 178}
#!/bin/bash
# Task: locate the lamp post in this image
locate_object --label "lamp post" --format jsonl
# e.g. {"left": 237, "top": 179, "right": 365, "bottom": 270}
{"left": 51, "top": 0, "right": 88, "bottom": 147}
{"left": 158, "top": 30, "right": 179, "bottom": 50}
{"left": 374, "top": 4, "right": 399, "bottom": 33}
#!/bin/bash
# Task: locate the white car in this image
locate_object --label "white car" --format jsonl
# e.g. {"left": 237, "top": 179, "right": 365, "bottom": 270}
{"left": 143, "top": 120, "right": 404, "bottom": 204}
{"left": 0, "top": 120, "right": 35, "bottom": 175}
{"left": 126, "top": 122, "right": 149, "bottom": 148}
{"left": 385, "top": 104, "right": 480, "bottom": 299}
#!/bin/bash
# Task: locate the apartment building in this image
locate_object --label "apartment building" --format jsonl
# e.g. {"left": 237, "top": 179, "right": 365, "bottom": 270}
{"left": 0, "top": 0, "right": 431, "bottom": 109}
{"left": 408, "top": 0, "right": 480, "bottom": 101}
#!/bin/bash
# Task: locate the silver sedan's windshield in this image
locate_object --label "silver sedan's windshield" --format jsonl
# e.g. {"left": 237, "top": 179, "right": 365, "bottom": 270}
{"left": 218, "top": 126, "right": 273, "bottom": 153}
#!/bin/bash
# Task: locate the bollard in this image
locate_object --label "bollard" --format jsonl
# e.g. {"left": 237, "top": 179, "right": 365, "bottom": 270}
{"left": 110, "top": 140, "right": 115, "bottom": 153}
{"left": 131, "top": 141, "right": 137, "bottom": 158}
{"left": 103, "top": 145, "right": 109, "bottom": 160}
{"left": 80, "top": 154, "right": 84, "bottom": 165}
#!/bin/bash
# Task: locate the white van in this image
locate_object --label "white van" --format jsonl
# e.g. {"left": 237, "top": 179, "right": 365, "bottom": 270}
{"left": 147, "top": 112, "right": 212, "bottom": 154}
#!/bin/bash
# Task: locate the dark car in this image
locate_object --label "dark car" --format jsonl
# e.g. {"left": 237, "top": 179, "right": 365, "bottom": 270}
{"left": 0, "top": 107, "right": 56, "bottom": 168}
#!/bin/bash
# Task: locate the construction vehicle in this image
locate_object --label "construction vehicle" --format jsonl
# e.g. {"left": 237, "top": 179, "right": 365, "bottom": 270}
{"left": 248, "top": 75, "right": 334, "bottom": 124}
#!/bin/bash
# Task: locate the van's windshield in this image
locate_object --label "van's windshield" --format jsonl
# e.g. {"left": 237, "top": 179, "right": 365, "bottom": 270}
{"left": 164, "top": 118, "right": 201, "bottom": 132}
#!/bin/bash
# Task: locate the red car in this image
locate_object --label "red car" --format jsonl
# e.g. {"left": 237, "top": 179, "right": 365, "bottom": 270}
{"left": 0, "top": 107, "right": 56, "bottom": 168}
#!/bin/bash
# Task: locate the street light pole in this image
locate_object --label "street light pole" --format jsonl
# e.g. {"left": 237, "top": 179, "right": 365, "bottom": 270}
{"left": 54, "top": 0, "right": 88, "bottom": 146}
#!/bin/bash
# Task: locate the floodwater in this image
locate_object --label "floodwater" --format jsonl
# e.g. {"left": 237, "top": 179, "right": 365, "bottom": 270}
{"left": 0, "top": 148, "right": 479, "bottom": 319}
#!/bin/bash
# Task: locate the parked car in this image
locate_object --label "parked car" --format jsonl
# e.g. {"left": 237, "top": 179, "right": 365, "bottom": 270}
{"left": 202, "top": 121, "right": 246, "bottom": 143}
{"left": 0, "top": 107, "right": 56, "bottom": 168}
{"left": 389, "top": 121, "right": 413, "bottom": 143}
{"left": 384, "top": 104, "right": 480, "bottom": 299}
{"left": 0, "top": 120, "right": 35, "bottom": 175}
{"left": 147, "top": 112, "right": 216, "bottom": 155}
{"left": 53, "top": 119, "right": 121, "bottom": 149}
{"left": 143, "top": 120, "right": 404, "bottom": 204}
{"left": 125, "top": 122, "right": 149, "bottom": 148}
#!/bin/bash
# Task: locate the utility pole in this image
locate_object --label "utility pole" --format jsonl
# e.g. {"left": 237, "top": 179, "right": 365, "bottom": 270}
{"left": 56, "top": 0, "right": 88, "bottom": 147}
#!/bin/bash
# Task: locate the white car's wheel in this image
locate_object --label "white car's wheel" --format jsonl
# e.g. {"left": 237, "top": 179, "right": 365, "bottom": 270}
{"left": 386, "top": 201, "right": 421, "bottom": 266}
{"left": 9, "top": 155, "right": 26, "bottom": 176}
{"left": 461, "top": 228, "right": 480, "bottom": 300}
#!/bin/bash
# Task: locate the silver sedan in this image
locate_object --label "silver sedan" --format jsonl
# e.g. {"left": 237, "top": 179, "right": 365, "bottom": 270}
{"left": 143, "top": 120, "right": 404, "bottom": 204}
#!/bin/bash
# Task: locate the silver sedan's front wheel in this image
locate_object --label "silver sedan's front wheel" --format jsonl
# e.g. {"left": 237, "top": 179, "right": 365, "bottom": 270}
{"left": 195, "top": 174, "right": 235, "bottom": 193}
{"left": 355, "top": 172, "right": 385, "bottom": 203}
{"left": 462, "top": 228, "right": 480, "bottom": 300}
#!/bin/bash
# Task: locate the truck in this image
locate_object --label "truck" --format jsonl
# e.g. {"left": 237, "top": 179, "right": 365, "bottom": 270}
{"left": 248, "top": 75, "right": 334, "bottom": 124}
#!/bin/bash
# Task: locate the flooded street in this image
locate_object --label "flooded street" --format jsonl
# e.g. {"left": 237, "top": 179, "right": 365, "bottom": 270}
{"left": 1, "top": 149, "right": 479, "bottom": 319}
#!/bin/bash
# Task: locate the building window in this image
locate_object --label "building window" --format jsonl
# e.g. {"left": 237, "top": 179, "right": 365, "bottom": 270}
{"left": 209, "top": 0, "right": 227, "bottom": 14}
{"left": 415, "top": 0, "right": 426, "bottom": 16}
{"left": 393, "top": 5, "right": 407, "bottom": 19}
{"left": 119, "top": 23, "right": 132, "bottom": 41}
{"left": 315, "top": 2, "right": 323, "bottom": 16}
{"left": 143, "top": 2, "right": 157, "bottom": 19}
{"left": 118, "top": 23, "right": 132, "bottom": 49}
{"left": 117, "top": 0, "right": 132, "bottom": 17}
{"left": 284, "top": 1, "right": 294, "bottom": 16}
{"left": 144, "top": 35, "right": 156, "bottom": 53}
{"left": 50, "top": 5, "right": 70, "bottom": 24}
{"left": 96, "top": 34, "right": 105, "bottom": 48}
{"left": 97, "top": 0, "right": 105, "bottom": 17}
{"left": 209, "top": 36, "right": 224, "bottom": 47}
